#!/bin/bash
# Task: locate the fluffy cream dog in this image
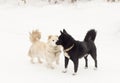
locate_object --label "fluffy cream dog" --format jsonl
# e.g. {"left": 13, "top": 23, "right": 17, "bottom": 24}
{"left": 28, "top": 30, "right": 61, "bottom": 69}
{"left": 46, "top": 35, "right": 61, "bottom": 69}
{"left": 28, "top": 30, "right": 46, "bottom": 64}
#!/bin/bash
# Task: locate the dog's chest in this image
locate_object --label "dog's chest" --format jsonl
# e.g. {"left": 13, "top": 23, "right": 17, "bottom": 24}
{"left": 64, "top": 51, "right": 70, "bottom": 59}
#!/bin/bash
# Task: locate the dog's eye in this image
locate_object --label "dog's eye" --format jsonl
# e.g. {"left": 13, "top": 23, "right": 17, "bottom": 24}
{"left": 52, "top": 40, "right": 54, "bottom": 42}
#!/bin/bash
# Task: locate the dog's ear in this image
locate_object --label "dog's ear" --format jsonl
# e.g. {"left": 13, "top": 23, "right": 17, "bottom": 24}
{"left": 60, "top": 30, "right": 63, "bottom": 34}
{"left": 63, "top": 29, "right": 68, "bottom": 34}
{"left": 48, "top": 35, "right": 52, "bottom": 40}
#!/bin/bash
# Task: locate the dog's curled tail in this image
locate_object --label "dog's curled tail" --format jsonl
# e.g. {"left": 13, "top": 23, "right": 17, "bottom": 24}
{"left": 84, "top": 29, "right": 97, "bottom": 42}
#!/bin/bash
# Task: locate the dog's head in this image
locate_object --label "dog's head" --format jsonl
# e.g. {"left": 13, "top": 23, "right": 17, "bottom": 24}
{"left": 48, "top": 35, "right": 59, "bottom": 47}
{"left": 56, "top": 29, "right": 75, "bottom": 49}
{"left": 29, "top": 29, "right": 41, "bottom": 43}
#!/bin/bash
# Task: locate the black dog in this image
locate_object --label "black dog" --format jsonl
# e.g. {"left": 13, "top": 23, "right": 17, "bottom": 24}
{"left": 56, "top": 29, "right": 97, "bottom": 75}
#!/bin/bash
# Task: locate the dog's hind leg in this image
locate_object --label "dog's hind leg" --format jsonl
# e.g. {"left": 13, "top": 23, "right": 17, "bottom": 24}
{"left": 90, "top": 52, "right": 97, "bottom": 69}
{"left": 56, "top": 56, "right": 60, "bottom": 65}
{"left": 84, "top": 54, "right": 88, "bottom": 69}
{"left": 28, "top": 50, "right": 35, "bottom": 64}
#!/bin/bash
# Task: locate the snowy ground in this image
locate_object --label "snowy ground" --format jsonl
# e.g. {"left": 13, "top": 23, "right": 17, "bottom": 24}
{"left": 0, "top": 1, "right": 120, "bottom": 83}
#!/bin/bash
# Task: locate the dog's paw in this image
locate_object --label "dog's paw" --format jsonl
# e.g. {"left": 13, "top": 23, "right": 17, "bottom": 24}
{"left": 31, "top": 60, "right": 35, "bottom": 64}
{"left": 50, "top": 66, "right": 55, "bottom": 69}
{"left": 47, "top": 64, "right": 55, "bottom": 69}
{"left": 62, "top": 69, "right": 67, "bottom": 73}
{"left": 38, "top": 61, "right": 43, "bottom": 64}
{"left": 56, "top": 62, "right": 59, "bottom": 65}
{"left": 93, "top": 67, "right": 98, "bottom": 70}
{"left": 72, "top": 72, "right": 77, "bottom": 76}
{"left": 62, "top": 70, "right": 67, "bottom": 73}
{"left": 84, "top": 67, "right": 88, "bottom": 69}
{"left": 31, "top": 62, "right": 35, "bottom": 64}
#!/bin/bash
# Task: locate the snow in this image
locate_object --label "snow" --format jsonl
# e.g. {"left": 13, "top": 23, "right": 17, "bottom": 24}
{"left": 0, "top": 1, "right": 120, "bottom": 83}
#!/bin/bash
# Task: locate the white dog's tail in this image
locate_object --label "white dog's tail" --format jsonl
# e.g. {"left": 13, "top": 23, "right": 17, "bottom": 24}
{"left": 29, "top": 29, "right": 41, "bottom": 43}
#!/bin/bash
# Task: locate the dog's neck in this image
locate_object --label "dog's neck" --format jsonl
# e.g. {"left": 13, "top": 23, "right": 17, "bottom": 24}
{"left": 64, "top": 44, "right": 74, "bottom": 52}
{"left": 47, "top": 45, "right": 61, "bottom": 54}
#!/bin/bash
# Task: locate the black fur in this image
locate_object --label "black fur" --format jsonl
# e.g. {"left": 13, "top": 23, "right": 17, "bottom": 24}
{"left": 56, "top": 29, "right": 97, "bottom": 74}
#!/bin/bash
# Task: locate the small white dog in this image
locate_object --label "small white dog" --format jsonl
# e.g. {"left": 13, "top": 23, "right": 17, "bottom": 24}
{"left": 28, "top": 30, "right": 61, "bottom": 69}
{"left": 46, "top": 35, "right": 61, "bottom": 69}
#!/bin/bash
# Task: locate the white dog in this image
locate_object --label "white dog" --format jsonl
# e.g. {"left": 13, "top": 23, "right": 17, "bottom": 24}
{"left": 46, "top": 35, "right": 61, "bottom": 69}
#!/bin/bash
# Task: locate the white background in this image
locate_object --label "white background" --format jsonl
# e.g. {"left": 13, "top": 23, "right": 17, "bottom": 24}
{"left": 0, "top": 0, "right": 120, "bottom": 83}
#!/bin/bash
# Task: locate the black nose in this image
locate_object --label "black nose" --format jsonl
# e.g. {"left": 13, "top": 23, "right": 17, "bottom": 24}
{"left": 56, "top": 41, "right": 58, "bottom": 45}
{"left": 56, "top": 41, "right": 59, "bottom": 45}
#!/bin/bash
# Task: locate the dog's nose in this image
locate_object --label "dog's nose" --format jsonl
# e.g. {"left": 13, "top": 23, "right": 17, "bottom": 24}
{"left": 56, "top": 41, "right": 58, "bottom": 45}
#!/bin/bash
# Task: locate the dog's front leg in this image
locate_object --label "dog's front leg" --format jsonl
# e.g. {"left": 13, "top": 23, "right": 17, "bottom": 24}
{"left": 72, "top": 59, "right": 79, "bottom": 75}
{"left": 62, "top": 57, "right": 69, "bottom": 73}
{"left": 31, "top": 58, "right": 35, "bottom": 64}
{"left": 56, "top": 55, "right": 60, "bottom": 65}
{"left": 47, "top": 62, "right": 54, "bottom": 69}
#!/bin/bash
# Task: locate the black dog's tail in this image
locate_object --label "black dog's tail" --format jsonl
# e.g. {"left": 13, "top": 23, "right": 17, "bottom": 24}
{"left": 84, "top": 29, "right": 97, "bottom": 42}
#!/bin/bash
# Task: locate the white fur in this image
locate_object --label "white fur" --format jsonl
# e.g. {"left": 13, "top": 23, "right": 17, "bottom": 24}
{"left": 72, "top": 72, "right": 77, "bottom": 76}
{"left": 28, "top": 40, "right": 46, "bottom": 64}
{"left": 62, "top": 68, "right": 67, "bottom": 73}
{"left": 45, "top": 35, "right": 61, "bottom": 69}
{"left": 93, "top": 67, "right": 98, "bottom": 70}
{"left": 84, "top": 54, "right": 88, "bottom": 57}
{"left": 64, "top": 52, "right": 70, "bottom": 59}
{"left": 28, "top": 30, "right": 61, "bottom": 69}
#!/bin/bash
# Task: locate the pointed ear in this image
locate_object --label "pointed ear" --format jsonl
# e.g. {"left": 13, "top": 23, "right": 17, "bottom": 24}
{"left": 60, "top": 30, "right": 63, "bottom": 34}
{"left": 63, "top": 29, "right": 67, "bottom": 34}
{"left": 48, "top": 35, "right": 52, "bottom": 40}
